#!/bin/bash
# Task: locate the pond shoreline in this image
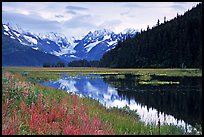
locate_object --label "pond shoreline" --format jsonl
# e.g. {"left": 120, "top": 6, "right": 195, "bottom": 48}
{"left": 2, "top": 67, "right": 202, "bottom": 135}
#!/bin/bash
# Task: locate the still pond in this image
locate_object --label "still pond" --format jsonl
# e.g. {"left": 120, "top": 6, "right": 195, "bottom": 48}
{"left": 40, "top": 73, "right": 202, "bottom": 133}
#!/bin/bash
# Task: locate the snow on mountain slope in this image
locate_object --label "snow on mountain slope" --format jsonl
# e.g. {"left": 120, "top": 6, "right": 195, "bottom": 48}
{"left": 122, "top": 28, "right": 138, "bottom": 34}
{"left": 3, "top": 32, "right": 9, "bottom": 35}
{"left": 12, "top": 31, "right": 21, "bottom": 37}
{"left": 85, "top": 41, "right": 101, "bottom": 52}
{"left": 3, "top": 24, "right": 9, "bottom": 31}
{"left": 72, "top": 28, "right": 137, "bottom": 61}
{"left": 23, "top": 35, "right": 38, "bottom": 45}
{"left": 2, "top": 23, "right": 78, "bottom": 56}
{"left": 2, "top": 23, "right": 138, "bottom": 62}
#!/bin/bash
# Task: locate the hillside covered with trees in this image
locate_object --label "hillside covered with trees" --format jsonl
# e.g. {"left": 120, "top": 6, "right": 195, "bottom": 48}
{"left": 99, "top": 3, "right": 202, "bottom": 68}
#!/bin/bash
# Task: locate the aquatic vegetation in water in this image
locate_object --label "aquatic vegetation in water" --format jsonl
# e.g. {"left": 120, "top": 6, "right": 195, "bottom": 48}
{"left": 139, "top": 74, "right": 152, "bottom": 81}
{"left": 139, "top": 80, "right": 180, "bottom": 85}
{"left": 2, "top": 68, "right": 201, "bottom": 135}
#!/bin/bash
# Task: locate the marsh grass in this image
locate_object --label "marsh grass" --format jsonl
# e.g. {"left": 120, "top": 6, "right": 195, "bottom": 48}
{"left": 139, "top": 80, "right": 180, "bottom": 85}
{"left": 139, "top": 74, "right": 152, "bottom": 81}
{"left": 2, "top": 67, "right": 202, "bottom": 135}
{"left": 3, "top": 67, "right": 202, "bottom": 77}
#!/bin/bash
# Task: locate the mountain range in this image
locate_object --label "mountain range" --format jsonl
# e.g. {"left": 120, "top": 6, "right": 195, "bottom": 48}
{"left": 2, "top": 29, "right": 64, "bottom": 66}
{"left": 2, "top": 23, "right": 137, "bottom": 66}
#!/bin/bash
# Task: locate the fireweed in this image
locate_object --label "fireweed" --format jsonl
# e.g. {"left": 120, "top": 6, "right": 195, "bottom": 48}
{"left": 2, "top": 70, "right": 189, "bottom": 135}
{"left": 2, "top": 72, "right": 114, "bottom": 135}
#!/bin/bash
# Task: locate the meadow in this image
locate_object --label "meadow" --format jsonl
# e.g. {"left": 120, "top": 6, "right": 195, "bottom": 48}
{"left": 2, "top": 67, "right": 202, "bottom": 135}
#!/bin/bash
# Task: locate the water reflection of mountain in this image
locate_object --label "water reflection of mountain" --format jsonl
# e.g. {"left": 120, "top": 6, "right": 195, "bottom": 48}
{"left": 40, "top": 76, "right": 121, "bottom": 107}
{"left": 102, "top": 74, "right": 202, "bottom": 127}
{"left": 39, "top": 74, "right": 202, "bottom": 129}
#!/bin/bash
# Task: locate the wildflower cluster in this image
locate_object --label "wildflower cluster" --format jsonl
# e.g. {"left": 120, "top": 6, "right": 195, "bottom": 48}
{"left": 2, "top": 72, "right": 114, "bottom": 135}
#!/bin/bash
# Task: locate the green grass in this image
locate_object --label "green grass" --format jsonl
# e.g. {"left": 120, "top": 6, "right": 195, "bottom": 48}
{"left": 3, "top": 67, "right": 202, "bottom": 77}
{"left": 2, "top": 67, "right": 202, "bottom": 135}
{"left": 139, "top": 80, "right": 180, "bottom": 85}
{"left": 33, "top": 84, "right": 187, "bottom": 135}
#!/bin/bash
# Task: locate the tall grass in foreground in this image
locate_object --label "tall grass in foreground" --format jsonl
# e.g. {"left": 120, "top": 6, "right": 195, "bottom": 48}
{"left": 2, "top": 72, "right": 114, "bottom": 135}
{"left": 2, "top": 70, "right": 195, "bottom": 135}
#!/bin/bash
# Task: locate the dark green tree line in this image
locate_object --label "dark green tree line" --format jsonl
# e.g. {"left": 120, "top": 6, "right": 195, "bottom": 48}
{"left": 99, "top": 3, "right": 202, "bottom": 68}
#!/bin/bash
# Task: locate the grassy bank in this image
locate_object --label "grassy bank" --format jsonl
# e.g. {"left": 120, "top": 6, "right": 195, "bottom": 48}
{"left": 2, "top": 67, "right": 202, "bottom": 135}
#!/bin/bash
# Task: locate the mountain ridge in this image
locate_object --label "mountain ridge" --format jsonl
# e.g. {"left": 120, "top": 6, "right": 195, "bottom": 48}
{"left": 2, "top": 23, "right": 138, "bottom": 63}
{"left": 2, "top": 32, "right": 66, "bottom": 66}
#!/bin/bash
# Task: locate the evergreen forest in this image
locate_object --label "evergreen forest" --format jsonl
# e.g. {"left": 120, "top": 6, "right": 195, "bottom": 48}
{"left": 99, "top": 3, "right": 202, "bottom": 68}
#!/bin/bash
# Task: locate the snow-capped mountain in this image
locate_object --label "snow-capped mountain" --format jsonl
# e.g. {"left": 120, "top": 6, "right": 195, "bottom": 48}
{"left": 122, "top": 28, "right": 138, "bottom": 34}
{"left": 72, "top": 28, "right": 137, "bottom": 61}
{"left": 2, "top": 24, "right": 78, "bottom": 56}
{"left": 2, "top": 25, "right": 66, "bottom": 66}
{"left": 2, "top": 23, "right": 138, "bottom": 62}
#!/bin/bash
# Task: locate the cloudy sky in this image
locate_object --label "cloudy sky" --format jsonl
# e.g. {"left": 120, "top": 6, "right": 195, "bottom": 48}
{"left": 2, "top": 2, "right": 200, "bottom": 38}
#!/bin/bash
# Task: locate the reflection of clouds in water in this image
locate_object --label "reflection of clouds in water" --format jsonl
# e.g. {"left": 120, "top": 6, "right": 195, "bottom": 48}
{"left": 57, "top": 79, "right": 78, "bottom": 93}
{"left": 107, "top": 86, "right": 118, "bottom": 94}
{"left": 106, "top": 98, "right": 195, "bottom": 133}
{"left": 104, "top": 94, "right": 111, "bottom": 100}
{"left": 41, "top": 75, "right": 198, "bottom": 134}
{"left": 85, "top": 81, "right": 99, "bottom": 93}
{"left": 109, "top": 99, "right": 128, "bottom": 108}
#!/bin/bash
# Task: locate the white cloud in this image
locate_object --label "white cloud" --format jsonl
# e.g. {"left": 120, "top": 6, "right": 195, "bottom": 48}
{"left": 65, "top": 5, "right": 88, "bottom": 11}
{"left": 2, "top": 12, "right": 62, "bottom": 34}
{"left": 2, "top": 2, "right": 200, "bottom": 38}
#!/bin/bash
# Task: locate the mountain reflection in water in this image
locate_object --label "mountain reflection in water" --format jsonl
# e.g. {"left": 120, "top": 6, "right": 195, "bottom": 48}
{"left": 40, "top": 74, "right": 202, "bottom": 133}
